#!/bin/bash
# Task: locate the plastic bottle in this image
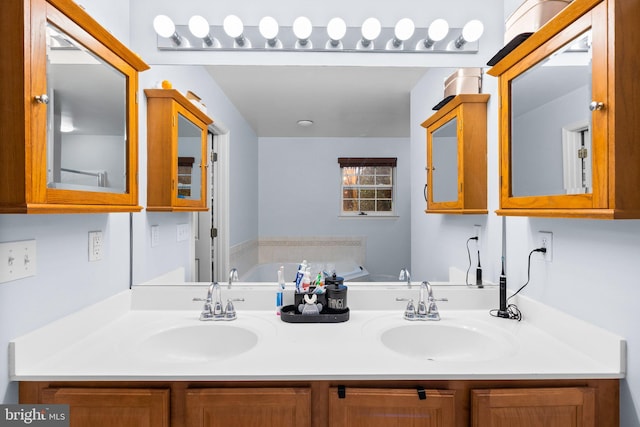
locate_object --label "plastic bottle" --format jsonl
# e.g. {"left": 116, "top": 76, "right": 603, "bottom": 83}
{"left": 276, "top": 265, "right": 285, "bottom": 315}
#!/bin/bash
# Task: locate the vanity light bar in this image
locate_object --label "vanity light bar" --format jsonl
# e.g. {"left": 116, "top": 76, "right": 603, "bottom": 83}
{"left": 154, "top": 18, "right": 482, "bottom": 53}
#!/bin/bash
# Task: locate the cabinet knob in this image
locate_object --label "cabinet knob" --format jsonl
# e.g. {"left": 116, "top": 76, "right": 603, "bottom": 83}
{"left": 589, "top": 101, "right": 604, "bottom": 111}
{"left": 34, "top": 94, "right": 50, "bottom": 104}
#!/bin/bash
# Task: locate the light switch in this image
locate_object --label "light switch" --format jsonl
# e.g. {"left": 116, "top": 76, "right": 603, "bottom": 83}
{"left": 0, "top": 240, "right": 37, "bottom": 283}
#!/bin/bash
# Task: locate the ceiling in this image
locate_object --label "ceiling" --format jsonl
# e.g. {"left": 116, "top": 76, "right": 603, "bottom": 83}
{"left": 205, "top": 65, "right": 429, "bottom": 138}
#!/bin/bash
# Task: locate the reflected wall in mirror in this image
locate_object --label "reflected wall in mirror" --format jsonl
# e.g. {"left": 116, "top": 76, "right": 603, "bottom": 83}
{"left": 46, "top": 23, "right": 128, "bottom": 194}
{"left": 177, "top": 114, "right": 203, "bottom": 201}
{"left": 510, "top": 30, "right": 592, "bottom": 198}
{"left": 431, "top": 117, "right": 458, "bottom": 203}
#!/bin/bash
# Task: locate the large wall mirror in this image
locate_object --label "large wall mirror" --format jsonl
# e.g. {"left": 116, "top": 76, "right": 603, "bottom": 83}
{"left": 510, "top": 30, "right": 592, "bottom": 198}
{"left": 46, "top": 23, "right": 128, "bottom": 194}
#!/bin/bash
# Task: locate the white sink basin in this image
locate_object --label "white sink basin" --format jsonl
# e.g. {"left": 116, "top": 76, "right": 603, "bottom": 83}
{"left": 134, "top": 324, "right": 258, "bottom": 363}
{"left": 380, "top": 321, "right": 516, "bottom": 362}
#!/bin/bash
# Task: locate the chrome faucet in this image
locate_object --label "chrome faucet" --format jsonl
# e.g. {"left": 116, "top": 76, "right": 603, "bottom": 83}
{"left": 397, "top": 281, "right": 447, "bottom": 321}
{"left": 399, "top": 268, "right": 412, "bottom": 288}
{"left": 228, "top": 267, "right": 239, "bottom": 289}
{"left": 193, "top": 282, "right": 244, "bottom": 321}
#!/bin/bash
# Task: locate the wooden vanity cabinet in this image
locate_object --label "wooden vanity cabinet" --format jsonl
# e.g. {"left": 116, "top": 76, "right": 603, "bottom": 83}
{"left": 145, "top": 89, "right": 213, "bottom": 212}
{"left": 472, "top": 387, "right": 596, "bottom": 426}
{"left": 1, "top": 0, "right": 149, "bottom": 213}
{"left": 40, "top": 387, "right": 169, "bottom": 426}
{"left": 20, "top": 379, "right": 618, "bottom": 427}
{"left": 488, "top": 0, "right": 640, "bottom": 219}
{"left": 420, "top": 94, "right": 489, "bottom": 215}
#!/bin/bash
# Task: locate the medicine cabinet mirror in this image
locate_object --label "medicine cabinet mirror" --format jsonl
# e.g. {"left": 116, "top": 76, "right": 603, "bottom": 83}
{"left": 0, "top": 0, "right": 148, "bottom": 213}
{"left": 421, "top": 94, "right": 489, "bottom": 215}
{"left": 489, "top": 0, "right": 640, "bottom": 218}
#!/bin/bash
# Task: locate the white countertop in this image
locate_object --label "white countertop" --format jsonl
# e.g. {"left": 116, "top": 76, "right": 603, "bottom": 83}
{"left": 9, "top": 282, "right": 626, "bottom": 381}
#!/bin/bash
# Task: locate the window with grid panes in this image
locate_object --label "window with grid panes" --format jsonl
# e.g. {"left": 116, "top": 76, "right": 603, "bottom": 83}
{"left": 338, "top": 157, "right": 396, "bottom": 216}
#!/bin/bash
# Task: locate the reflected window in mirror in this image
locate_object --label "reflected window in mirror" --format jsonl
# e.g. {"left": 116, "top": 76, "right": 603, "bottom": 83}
{"left": 510, "top": 30, "right": 592, "bottom": 198}
{"left": 45, "top": 23, "right": 128, "bottom": 194}
{"left": 338, "top": 157, "right": 397, "bottom": 216}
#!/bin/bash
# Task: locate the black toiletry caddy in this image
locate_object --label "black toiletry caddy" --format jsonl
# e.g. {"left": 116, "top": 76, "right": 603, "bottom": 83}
{"left": 280, "top": 275, "right": 349, "bottom": 323}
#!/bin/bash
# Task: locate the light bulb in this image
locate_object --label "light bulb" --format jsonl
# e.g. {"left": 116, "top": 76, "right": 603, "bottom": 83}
{"left": 462, "top": 20, "right": 484, "bottom": 43}
{"left": 223, "top": 15, "right": 244, "bottom": 38}
{"left": 188, "top": 15, "right": 210, "bottom": 39}
{"left": 153, "top": 15, "right": 176, "bottom": 38}
{"left": 327, "top": 17, "right": 347, "bottom": 41}
{"left": 428, "top": 19, "right": 449, "bottom": 42}
{"left": 259, "top": 16, "right": 279, "bottom": 40}
{"left": 361, "top": 17, "right": 381, "bottom": 41}
{"left": 293, "top": 16, "right": 313, "bottom": 40}
{"left": 394, "top": 18, "right": 415, "bottom": 41}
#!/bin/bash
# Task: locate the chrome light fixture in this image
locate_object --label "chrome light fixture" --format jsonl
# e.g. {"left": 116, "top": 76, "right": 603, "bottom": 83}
{"left": 386, "top": 18, "right": 415, "bottom": 50}
{"left": 153, "top": 15, "right": 182, "bottom": 46}
{"left": 326, "top": 17, "right": 347, "bottom": 49}
{"left": 358, "top": 17, "right": 381, "bottom": 50}
{"left": 223, "top": 14, "right": 251, "bottom": 48}
{"left": 293, "top": 16, "right": 313, "bottom": 48}
{"left": 419, "top": 18, "right": 449, "bottom": 50}
{"left": 259, "top": 16, "right": 282, "bottom": 48}
{"left": 454, "top": 19, "right": 484, "bottom": 49}
{"left": 153, "top": 15, "right": 484, "bottom": 54}
{"left": 188, "top": 15, "right": 219, "bottom": 47}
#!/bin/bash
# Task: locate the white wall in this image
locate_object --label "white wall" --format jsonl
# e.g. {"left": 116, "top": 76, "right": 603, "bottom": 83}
{"left": 258, "top": 137, "right": 411, "bottom": 277}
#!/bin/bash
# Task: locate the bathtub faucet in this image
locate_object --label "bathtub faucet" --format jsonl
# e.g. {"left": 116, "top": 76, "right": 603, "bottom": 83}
{"left": 228, "top": 267, "right": 239, "bottom": 289}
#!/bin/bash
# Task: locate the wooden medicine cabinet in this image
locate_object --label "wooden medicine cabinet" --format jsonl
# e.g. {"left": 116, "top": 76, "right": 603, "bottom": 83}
{"left": 0, "top": 0, "right": 149, "bottom": 213}
{"left": 421, "top": 94, "right": 489, "bottom": 214}
{"left": 488, "top": 0, "right": 640, "bottom": 219}
{"left": 145, "top": 89, "right": 213, "bottom": 212}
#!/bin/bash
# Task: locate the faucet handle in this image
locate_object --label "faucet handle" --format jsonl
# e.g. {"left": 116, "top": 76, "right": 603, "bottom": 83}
{"left": 396, "top": 298, "right": 416, "bottom": 320}
{"left": 224, "top": 298, "right": 245, "bottom": 320}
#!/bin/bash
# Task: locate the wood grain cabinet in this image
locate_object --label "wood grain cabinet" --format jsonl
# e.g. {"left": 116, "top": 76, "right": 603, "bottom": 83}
{"left": 420, "top": 94, "right": 489, "bottom": 214}
{"left": 329, "top": 387, "right": 456, "bottom": 427}
{"left": 488, "top": 0, "right": 640, "bottom": 218}
{"left": 40, "top": 387, "right": 169, "bottom": 427}
{"left": 472, "top": 387, "right": 596, "bottom": 427}
{"left": 0, "top": 0, "right": 149, "bottom": 213}
{"left": 144, "top": 89, "right": 213, "bottom": 212}
{"left": 185, "top": 387, "right": 311, "bottom": 427}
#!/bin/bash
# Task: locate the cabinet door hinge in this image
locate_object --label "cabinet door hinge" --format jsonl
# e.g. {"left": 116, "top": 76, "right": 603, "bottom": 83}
{"left": 577, "top": 147, "right": 588, "bottom": 159}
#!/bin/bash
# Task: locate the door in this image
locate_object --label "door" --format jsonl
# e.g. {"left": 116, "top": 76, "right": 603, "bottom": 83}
{"left": 196, "top": 131, "right": 216, "bottom": 282}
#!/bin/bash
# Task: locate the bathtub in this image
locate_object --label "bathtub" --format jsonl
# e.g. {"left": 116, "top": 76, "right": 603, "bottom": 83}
{"left": 240, "top": 261, "right": 369, "bottom": 282}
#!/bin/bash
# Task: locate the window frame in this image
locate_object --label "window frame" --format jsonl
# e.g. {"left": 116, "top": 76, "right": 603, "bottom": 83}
{"left": 338, "top": 157, "right": 397, "bottom": 217}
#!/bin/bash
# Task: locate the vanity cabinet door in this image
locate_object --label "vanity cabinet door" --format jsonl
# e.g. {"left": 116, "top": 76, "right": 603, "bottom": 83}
{"left": 40, "top": 387, "right": 169, "bottom": 427}
{"left": 421, "top": 94, "right": 489, "bottom": 215}
{"left": 0, "top": 0, "right": 148, "bottom": 213}
{"left": 488, "top": 0, "right": 640, "bottom": 218}
{"left": 329, "top": 387, "right": 456, "bottom": 427}
{"left": 471, "top": 387, "right": 595, "bottom": 427}
{"left": 145, "top": 89, "right": 213, "bottom": 212}
{"left": 185, "top": 387, "right": 311, "bottom": 427}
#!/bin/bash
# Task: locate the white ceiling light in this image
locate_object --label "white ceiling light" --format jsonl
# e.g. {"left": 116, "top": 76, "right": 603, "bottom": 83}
{"left": 153, "top": 15, "right": 181, "bottom": 45}
{"left": 293, "top": 16, "right": 313, "bottom": 48}
{"left": 422, "top": 18, "right": 449, "bottom": 49}
{"left": 188, "top": 15, "right": 219, "bottom": 47}
{"left": 455, "top": 19, "right": 484, "bottom": 48}
{"left": 223, "top": 15, "right": 251, "bottom": 47}
{"left": 259, "top": 16, "right": 282, "bottom": 48}
{"left": 387, "top": 18, "right": 415, "bottom": 49}
{"left": 359, "top": 17, "right": 381, "bottom": 49}
{"left": 326, "top": 17, "right": 347, "bottom": 48}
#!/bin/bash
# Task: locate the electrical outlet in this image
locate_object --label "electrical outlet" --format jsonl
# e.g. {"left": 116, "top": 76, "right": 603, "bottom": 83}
{"left": 151, "top": 225, "right": 160, "bottom": 248}
{"left": 0, "top": 240, "right": 37, "bottom": 283}
{"left": 176, "top": 223, "right": 189, "bottom": 242}
{"left": 473, "top": 225, "right": 482, "bottom": 246}
{"left": 537, "top": 231, "right": 553, "bottom": 262}
{"left": 88, "top": 231, "right": 103, "bottom": 262}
